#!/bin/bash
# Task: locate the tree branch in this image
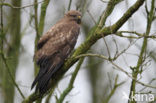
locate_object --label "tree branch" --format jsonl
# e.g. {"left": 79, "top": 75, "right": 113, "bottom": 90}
{"left": 68, "top": 0, "right": 72, "bottom": 11}
{"left": 38, "top": 0, "right": 50, "bottom": 36}
{"left": 57, "top": 58, "right": 84, "bottom": 103}
{"left": 75, "top": 53, "right": 156, "bottom": 89}
{"left": 116, "top": 31, "right": 156, "bottom": 39}
{"left": 98, "top": 0, "right": 123, "bottom": 28}
{"left": 104, "top": 75, "right": 125, "bottom": 103}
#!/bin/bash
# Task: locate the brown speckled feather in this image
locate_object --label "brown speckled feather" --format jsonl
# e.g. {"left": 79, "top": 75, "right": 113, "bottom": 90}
{"left": 31, "top": 10, "right": 81, "bottom": 94}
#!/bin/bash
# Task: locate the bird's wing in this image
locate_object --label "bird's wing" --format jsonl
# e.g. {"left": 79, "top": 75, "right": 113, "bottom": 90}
{"left": 32, "top": 22, "right": 80, "bottom": 93}
{"left": 36, "top": 23, "right": 60, "bottom": 50}
{"left": 37, "top": 33, "right": 51, "bottom": 50}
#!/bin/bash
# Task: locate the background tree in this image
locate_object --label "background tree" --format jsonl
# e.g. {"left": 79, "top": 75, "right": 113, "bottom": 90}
{"left": 0, "top": 0, "right": 22, "bottom": 103}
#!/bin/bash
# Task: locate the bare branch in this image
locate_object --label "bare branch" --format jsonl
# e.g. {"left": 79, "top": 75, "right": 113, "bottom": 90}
{"left": 113, "top": 39, "right": 137, "bottom": 60}
{"left": 87, "top": 9, "right": 96, "bottom": 24}
{"left": 104, "top": 75, "right": 125, "bottom": 103}
{"left": 103, "top": 37, "right": 111, "bottom": 58}
{"left": 57, "top": 58, "right": 84, "bottom": 103}
{"left": 98, "top": 0, "right": 124, "bottom": 28}
{"left": 76, "top": 53, "right": 156, "bottom": 89}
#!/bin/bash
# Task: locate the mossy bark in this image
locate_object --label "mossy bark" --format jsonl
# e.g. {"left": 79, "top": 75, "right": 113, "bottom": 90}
{"left": 0, "top": 0, "right": 21, "bottom": 103}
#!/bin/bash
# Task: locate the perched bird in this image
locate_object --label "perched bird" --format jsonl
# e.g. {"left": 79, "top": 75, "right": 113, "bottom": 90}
{"left": 31, "top": 10, "right": 81, "bottom": 94}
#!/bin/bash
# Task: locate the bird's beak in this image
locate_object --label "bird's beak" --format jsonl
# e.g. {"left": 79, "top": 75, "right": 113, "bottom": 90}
{"left": 77, "top": 16, "right": 81, "bottom": 19}
{"left": 77, "top": 16, "right": 81, "bottom": 24}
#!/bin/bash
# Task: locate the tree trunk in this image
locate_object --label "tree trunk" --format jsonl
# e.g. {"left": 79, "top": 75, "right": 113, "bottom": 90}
{"left": 0, "top": 0, "right": 21, "bottom": 103}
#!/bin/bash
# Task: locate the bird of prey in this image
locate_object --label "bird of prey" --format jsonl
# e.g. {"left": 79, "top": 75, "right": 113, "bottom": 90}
{"left": 31, "top": 10, "right": 81, "bottom": 94}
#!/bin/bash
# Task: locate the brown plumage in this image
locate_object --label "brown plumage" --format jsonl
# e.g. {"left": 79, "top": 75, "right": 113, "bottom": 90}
{"left": 31, "top": 10, "right": 81, "bottom": 94}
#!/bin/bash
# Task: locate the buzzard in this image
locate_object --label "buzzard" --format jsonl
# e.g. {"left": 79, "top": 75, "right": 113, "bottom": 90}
{"left": 31, "top": 10, "right": 81, "bottom": 94}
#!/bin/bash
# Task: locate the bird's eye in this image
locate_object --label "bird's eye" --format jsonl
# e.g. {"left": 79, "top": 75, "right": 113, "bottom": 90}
{"left": 70, "top": 15, "right": 77, "bottom": 17}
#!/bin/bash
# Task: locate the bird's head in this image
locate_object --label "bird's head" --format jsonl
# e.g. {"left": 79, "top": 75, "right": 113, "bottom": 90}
{"left": 65, "top": 10, "right": 81, "bottom": 24}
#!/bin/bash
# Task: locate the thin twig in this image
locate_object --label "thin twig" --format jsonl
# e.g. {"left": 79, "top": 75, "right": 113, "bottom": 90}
{"left": 100, "top": 0, "right": 109, "bottom": 3}
{"left": 113, "top": 39, "right": 138, "bottom": 60}
{"left": 138, "top": 78, "right": 156, "bottom": 92}
{"left": 104, "top": 75, "right": 125, "bottom": 103}
{"left": 145, "top": 0, "right": 149, "bottom": 15}
{"left": 45, "top": 90, "right": 54, "bottom": 103}
{"left": 116, "top": 31, "right": 144, "bottom": 37}
{"left": 87, "top": 9, "right": 96, "bottom": 24}
{"left": 57, "top": 58, "right": 84, "bottom": 103}
{"left": 116, "top": 31, "right": 156, "bottom": 39}
{"left": 103, "top": 37, "right": 111, "bottom": 58}
{"left": 76, "top": 53, "right": 156, "bottom": 89}
{"left": 107, "top": 73, "right": 113, "bottom": 90}
{"left": 98, "top": 0, "right": 124, "bottom": 28}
